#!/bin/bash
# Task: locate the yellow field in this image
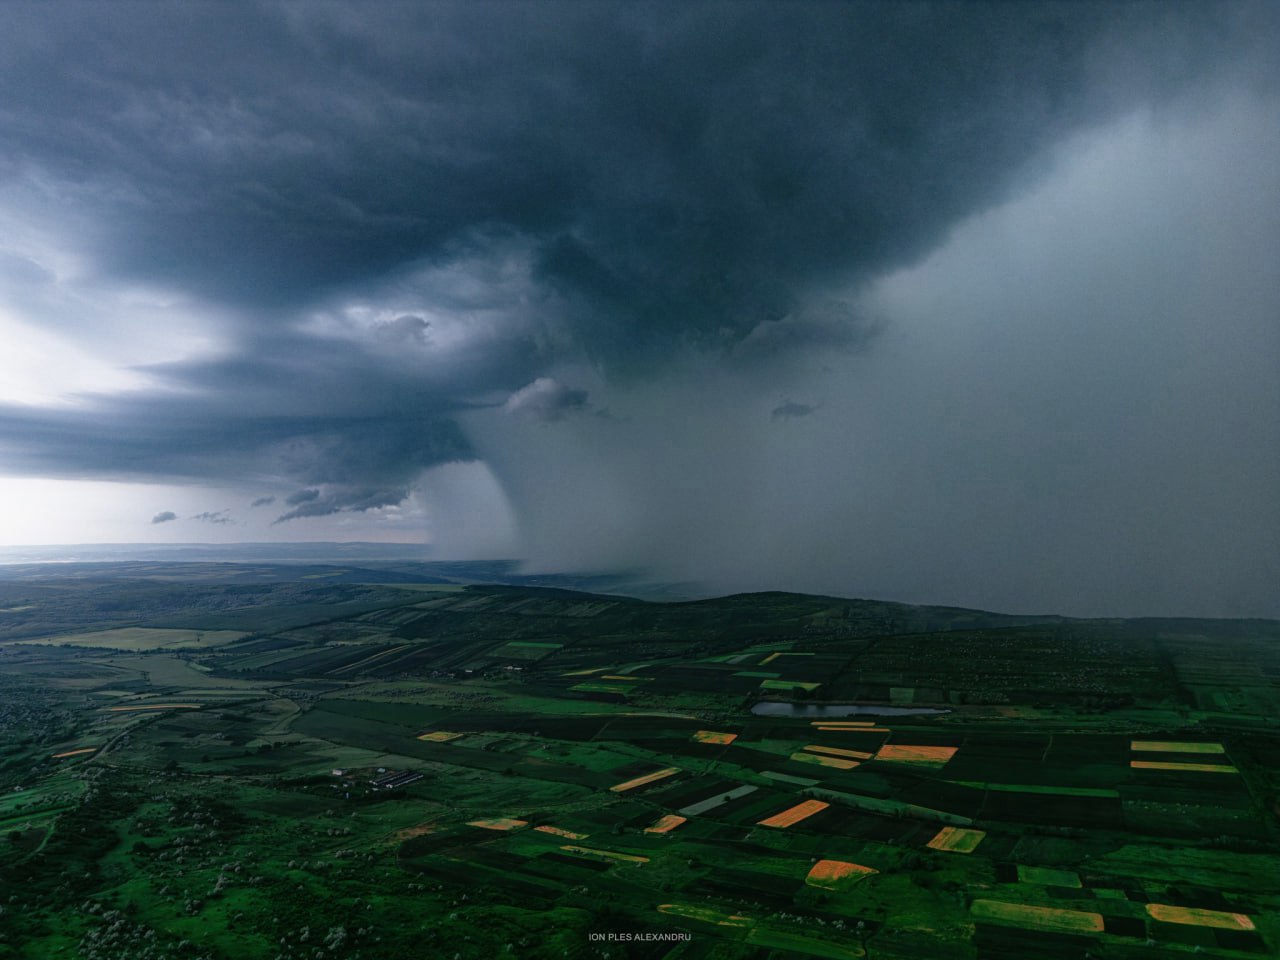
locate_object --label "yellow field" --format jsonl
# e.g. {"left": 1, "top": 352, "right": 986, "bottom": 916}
{"left": 757, "top": 799, "right": 829, "bottom": 828}
{"left": 20, "top": 628, "right": 246, "bottom": 650}
{"left": 644, "top": 815, "right": 687, "bottom": 834}
{"left": 105, "top": 703, "right": 201, "bottom": 712}
{"left": 561, "top": 845, "right": 649, "bottom": 864}
{"left": 468, "top": 817, "right": 528, "bottom": 831}
{"left": 971, "top": 900, "right": 1104, "bottom": 934}
{"left": 805, "top": 859, "right": 877, "bottom": 889}
{"left": 1130, "top": 760, "right": 1238, "bottom": 774}
{"left": 1145, "top": 904, "right": 1255, "bottom": 930}
{"left": 803, "top": 745, "right": 873, "bottom": 759}
{"left": 790, "top": 752, "right": 860, "bottom": 770}
{"left": 533, "top": 825, "right": 588, "bottom": 840}
{"left": 926, "top": 826, "right": 986, "bottom": 854}
{"left": 50, "top": 748, "right": 96, "bottom": 759}
{"left": 658, "top": 904, "right": 751, "bottom": 928}
{"left": 1131, "top": 740, "right": 1225, "bottom": 754}
{"left": 417, "top": 731, "right": 464, "bottom": 742}
{"left": 691, "top": 730, "right": 738, "bottom": 745}
{"left": 875, "top": 744, "right": 957, "bottom": 765}
{"left": 609, "top": 767, "right": 679, "bottom": 792}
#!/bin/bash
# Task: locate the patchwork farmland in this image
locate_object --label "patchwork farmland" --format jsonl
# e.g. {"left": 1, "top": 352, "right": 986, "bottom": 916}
{"left": 2, "top": 561, "right": 1280, "bottom": 959}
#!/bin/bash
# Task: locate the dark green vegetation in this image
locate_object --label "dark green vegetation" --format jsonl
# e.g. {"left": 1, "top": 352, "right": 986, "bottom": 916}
{"left": 2, "top": 562, "right": 1279, "bottom": 959}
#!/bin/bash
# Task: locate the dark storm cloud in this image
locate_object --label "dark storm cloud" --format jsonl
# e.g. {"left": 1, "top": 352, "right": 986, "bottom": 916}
{"left": 2, "top": 2, "right": 1268, "bottom": 352}
{"left": 771, "top": 401, "right": 818, "bottom": 422}
{"left": 273, "top": 486, "right": 411, "bottom": 524}
{"left": 503, "top": 378, "right": 591, "bottom": 422}
{"left": 250, "top": 496, "right": 275, "bottom": 508}
{"left": 285, "top": 489, "right": 320, "bottom": 506}
{"left": 1, "top": 1, "right": 1277, "bottom": 612}
{"left": 150, "top": 511, "right": 176, "bottom": 524}
{"left": 191, "top": 510, "right": 232, "bottom": 525}
{"left": 0, "top": 326, "right": 500, "bottom": 513}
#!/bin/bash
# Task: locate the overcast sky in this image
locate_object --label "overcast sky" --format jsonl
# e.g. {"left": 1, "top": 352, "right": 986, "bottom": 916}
{"left": 1, "top": 1, "right": 1277, "bottom": 616}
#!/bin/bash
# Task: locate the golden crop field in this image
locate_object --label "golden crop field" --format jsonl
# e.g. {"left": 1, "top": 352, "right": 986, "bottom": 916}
{"left": 691, "top": 730, "right": 738, "bottom": 744}
{"left": 805, "top": 859, "right": 877, "bottom": 889}
{"left": 875, "top": 744, "right": 957, "bottom": 765}
{"left": 417, "top": 731, "right": 464, "bottom": 742}
{"left": 609, "top": 767, "right": 679, "bottom": 792}
{"left": 970, "top": 900, "right": 1105, "bottom": 934}
{"left": 790, "top": 752, "right": 860, "bottom": 770}
{"left": 467, "top": 818, "right": 528, "bottom": 831}
{"left": 644, "top": 814, "right": 687, "bottom": 834}
{"left": 49, "top": 748, "right": 96, "bottom": 759}
{"left": 926, "top": 826, "right": 986, "bottom": 854}
{"left": 533, "top": 825, "right": 588, "bottom": 840}
{"left": 560, "top": 845, "right": 649, "bottom": 864}
{"left": 1131, "top": 740, "right": 1225, "bottom": 754}
{"left": 1145, "top": 904, "right": 1256, "bottom": 930}
{"left": 757, "top": 799, "right": 829, "bottom": 828}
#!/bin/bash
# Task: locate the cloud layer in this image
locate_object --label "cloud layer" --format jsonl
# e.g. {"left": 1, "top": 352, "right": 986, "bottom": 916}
{"left": 0, "top": 2, "right": 1276, "bottom": 614}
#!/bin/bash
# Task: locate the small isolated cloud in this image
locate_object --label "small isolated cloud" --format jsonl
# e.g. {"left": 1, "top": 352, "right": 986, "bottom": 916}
{"left": 191, "top": 510, "right": 232, "bottom": 525}
{"left": 273, "top": 486, "right": 409, "bottom": 523}
{"left": 503, "top": 377, "right": 590, "bottom": 422}
{"left": 733, "top": 302, "right": 882, "bottom": 365}
{"left": 771, "top": 401, "right": 819, "bottom": 421}
{"left": 150, "top": 510, "right": 177, "bottom": 524}
{"left": 250, "top": 496, "right": 275, "bottom": 508}
{"left": 373, "top": 314, "right": 430, "bottom": 344}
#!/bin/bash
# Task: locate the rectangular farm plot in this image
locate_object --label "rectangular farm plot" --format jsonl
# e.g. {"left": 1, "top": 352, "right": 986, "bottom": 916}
{"left": 875, "top": 744, "right": 957, "bottom": 766}
{"left": 757, "top": 799, "right": 829, "bottom": 828}
{"left": 691, "top": 730, "right": 738, "bottom": 745}
{"left": 971, "top": 900, "right": 1104, "bottom": 935}
{"left": 533, "top": 825, "right": 588, "bottom": 840}
{"left": 805, "top": 859, "right": 877, "bottom": 889}
{"left": 1145, "top": 904, "right": 1255, "bottom": 930}
{"left": 759, "top": 679, "right": 821, "bottom": 691}
{"left": 468, "top": 818, "right": 528, "bottom": 831}
{"left": 679, "top": 783, "right": 758, "bottom": 817}
{"left": 926, "top": 826, "right": 985, "bottom": 853}
{"left": 810, "top": 720, "right": 875, "bottom": 727}
{"left": 560, "top": 844, "right": 649, "bottom": 864}
{"left": 803, "top": 745, "right": 874, "bottom": 760}
{"left": 105, "top": 703, "right": 201, "bottom": 712}
{"left": 644, "top": 814, "right": 687, "bottom": 834}
{"left": 1130, "top": 760, "right": 1238, "bottom": 774}
{"left": 609, "top": 766, "right": 680, "bottom": 792}
{"left": 1131, "top": 740, "right": 1225, "bottom": 754}
{"left": 658, "top": 904, "right": 752, "bottom": 929}
{"left": 1017, "top": 864, "right": 1082, "bottom": 888}
{"left": 418, "top": 731, "right": 464, "bottom": 742}
{"left": 790, "top": 752, "right": 859, "bottom": 770}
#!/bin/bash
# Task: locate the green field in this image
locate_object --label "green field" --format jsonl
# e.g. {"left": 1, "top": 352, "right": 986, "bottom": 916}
{"left": 1, "top": 562, "right": 1279, "bottom": 959}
